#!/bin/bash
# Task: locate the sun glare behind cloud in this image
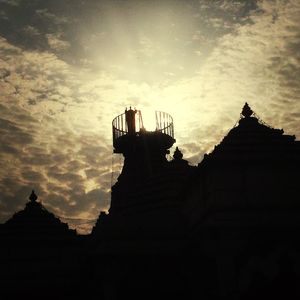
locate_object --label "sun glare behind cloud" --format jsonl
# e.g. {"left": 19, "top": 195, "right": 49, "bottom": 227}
{"left": 1, "top": 0, "right": 300, "bottom": 233}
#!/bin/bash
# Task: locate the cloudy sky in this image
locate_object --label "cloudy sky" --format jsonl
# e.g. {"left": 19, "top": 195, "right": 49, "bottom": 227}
{"left": 0, "top": 0, "right": 299, "bottom": 233}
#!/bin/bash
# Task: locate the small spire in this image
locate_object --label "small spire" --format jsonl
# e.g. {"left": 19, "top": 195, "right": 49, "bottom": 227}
{"left": 29, "top": 190, "right": 38, "bottom": 202}
{"left": 241, "top": 102, "right": 253, "bottom": 118}
{"left": 173, "top": 147, "right": 183, "bottom": 161}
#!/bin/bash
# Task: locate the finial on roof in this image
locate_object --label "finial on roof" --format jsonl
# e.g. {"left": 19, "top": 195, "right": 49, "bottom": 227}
{"left": 173, "top": 147, "right": 183, "bottom": 161}
{"left": 29, "top": 190, "right": 38, "bottom": 202}
{"left": 242, "top": 102, "right": 253, "bottom": 118}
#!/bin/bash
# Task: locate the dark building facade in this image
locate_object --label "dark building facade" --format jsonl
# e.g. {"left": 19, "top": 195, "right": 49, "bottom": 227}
{"left": 1, "top": 104, "right": 300, "bottom": 299}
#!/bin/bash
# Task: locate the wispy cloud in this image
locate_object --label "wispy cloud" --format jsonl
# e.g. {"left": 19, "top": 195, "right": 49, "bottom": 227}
{"left": 0, "top": 0, "right": 299, "bottom": 233}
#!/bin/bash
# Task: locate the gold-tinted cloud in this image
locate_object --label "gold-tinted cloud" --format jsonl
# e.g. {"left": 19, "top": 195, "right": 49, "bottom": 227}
{"left": 0, "top": 0, "right": 299, "bottom": 233}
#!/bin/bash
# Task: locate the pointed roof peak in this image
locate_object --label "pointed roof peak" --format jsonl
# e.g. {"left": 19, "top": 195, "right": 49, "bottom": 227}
{"left": 29, "top": 190, "right": 38, "bottom": 202}
{"left": 173, "top": 146, "right": 183, "bottom": 161}
{"left": 241, "top": 102, "right": 253, "bottom": 118}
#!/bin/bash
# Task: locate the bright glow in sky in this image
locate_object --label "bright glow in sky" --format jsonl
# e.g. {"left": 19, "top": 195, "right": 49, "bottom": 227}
{"left": 0, "top": 0, "right": 300, "bottom": 233}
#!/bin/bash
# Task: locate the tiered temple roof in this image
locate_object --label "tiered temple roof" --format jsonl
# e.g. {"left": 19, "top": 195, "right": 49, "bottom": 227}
{"left": 185, "top": 103, "right": 300, "bottom": 227}
{"left": 2, "top": 190, "right": 76, "bottom": 240}
{"left": 202, "top": 103, "right": 300, "bottom": 166}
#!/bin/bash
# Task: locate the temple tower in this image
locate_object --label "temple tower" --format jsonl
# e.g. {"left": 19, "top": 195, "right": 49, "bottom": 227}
{"left": 109, "top": 108, "right": 177, "bottom": 215}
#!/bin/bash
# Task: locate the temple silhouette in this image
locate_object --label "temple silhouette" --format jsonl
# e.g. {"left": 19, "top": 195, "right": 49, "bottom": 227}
{"left": 1, "top": 103, "right": 300, "bottom": 299}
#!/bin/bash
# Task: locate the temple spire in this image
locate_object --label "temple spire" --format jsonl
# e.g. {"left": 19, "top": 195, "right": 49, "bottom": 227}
{"left": 29, "top": 190, "right": 38, "bottom": 202}
{"left": 173, "top": 147, "right": 183, "bottom": 161}
{"left": 241, "top": 102, "right": 253, "bottom": 118}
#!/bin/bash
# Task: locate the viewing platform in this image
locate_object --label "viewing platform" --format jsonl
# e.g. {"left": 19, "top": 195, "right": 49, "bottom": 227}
{"left": 112, "top": 108, "right": 175, "bottom": 154}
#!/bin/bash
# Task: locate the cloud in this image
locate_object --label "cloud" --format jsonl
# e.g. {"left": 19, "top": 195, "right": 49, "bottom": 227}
{"left": 46, "top": 33, "right": 70, "bottom": 51}
{"left": 0, "top": 36, "right": 113, "bottom": 233}
{"left": 0, "top": 0, "right": 300, "bottom": 234}
{"left": 127, "top": 0, "right": 300, "bottom": 165}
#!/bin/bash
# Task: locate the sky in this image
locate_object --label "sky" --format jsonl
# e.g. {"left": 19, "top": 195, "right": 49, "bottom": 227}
{"left": 0, "top": 0, "right": 300, "bottom": 234}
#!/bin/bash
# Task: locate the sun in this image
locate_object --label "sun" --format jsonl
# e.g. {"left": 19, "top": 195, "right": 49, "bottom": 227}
{"left": 138, "top": 108, "right": 157, "bottom": 131}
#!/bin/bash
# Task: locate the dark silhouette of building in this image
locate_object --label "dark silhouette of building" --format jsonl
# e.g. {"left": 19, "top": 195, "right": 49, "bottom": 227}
{"left": 1, "top": 103, "right": 300, "bottom": 299}
{"left": 0, "top": 191, "right": 86, "bottom": 299}
{"left": 184, "top": 103, "right": 300, "bottom": 299}
{"left": 90, "top": 109, "right": 194, "bottom": 299}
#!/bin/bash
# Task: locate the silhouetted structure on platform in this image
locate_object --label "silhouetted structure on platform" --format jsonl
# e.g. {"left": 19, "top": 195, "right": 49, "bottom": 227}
{"left": 91, "top": 108, "right": 193, "bottom": 299}
{"left": 1, "top": 103, "right": 300, "bottom": 299}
